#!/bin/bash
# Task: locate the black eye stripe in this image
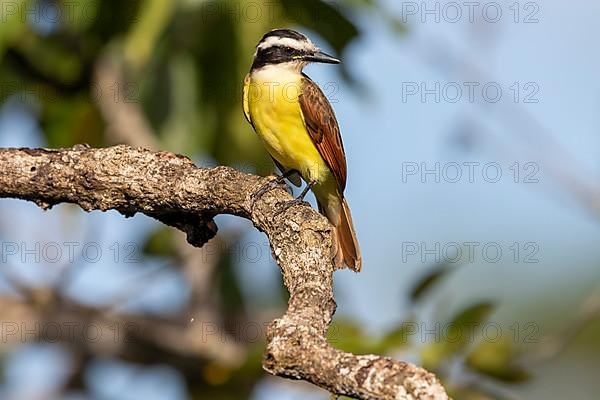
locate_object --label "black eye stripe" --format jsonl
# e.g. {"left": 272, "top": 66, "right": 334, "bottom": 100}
{"left": 252, "top": 45, "right": 309, "bottom": 70}
{"left": 255, "top": 45, "right": 307, "bottom": 62}
{"left": 259, "top": 45, "right": 306, "bottom": 55}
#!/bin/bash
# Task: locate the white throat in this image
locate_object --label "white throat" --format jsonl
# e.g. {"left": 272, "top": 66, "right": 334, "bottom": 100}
{"left": 251, "top": 61, "right": 306, "bottom": 79}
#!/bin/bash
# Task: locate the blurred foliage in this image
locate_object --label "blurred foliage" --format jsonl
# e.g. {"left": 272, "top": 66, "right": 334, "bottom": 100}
{"left": 466, "top": 338, "right": 531, "bottom": 383}
{"left": 420, "top": 301, "right": 496, "bottom": 368}
{"left": 410, "top": 262, "right": 452, "bottom": 303}
{"left": 143, "top": 225, "right": 178, "bottom": 257}
{"left": 325, "top": 262, "right": 547, "bottom": 399}
{"left": 0, "top": 0, "right": 409, "bottom": 398}
{"left": 5, "top": 1, "right": 588, "bottom": 400}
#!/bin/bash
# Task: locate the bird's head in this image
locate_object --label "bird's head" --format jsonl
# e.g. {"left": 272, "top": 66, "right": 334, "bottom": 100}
{"left": 251, "top": 28, "right": 340, "bottom": 72}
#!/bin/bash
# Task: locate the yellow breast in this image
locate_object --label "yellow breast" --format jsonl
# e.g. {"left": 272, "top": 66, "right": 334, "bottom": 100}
{"left": 244, "top": 67, "right": 330, "bottom": 184}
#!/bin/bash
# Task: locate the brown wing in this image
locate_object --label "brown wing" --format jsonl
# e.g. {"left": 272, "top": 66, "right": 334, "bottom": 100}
{"left": 299, "top": 74, "right": 347, "bottom": 193}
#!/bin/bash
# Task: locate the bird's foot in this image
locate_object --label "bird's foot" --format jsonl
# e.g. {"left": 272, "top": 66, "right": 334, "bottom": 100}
{"left": 251, "top": 175, "right": 291, "bottom": 211}
{"left": 252, "top": 178, "right": 282, "bottom": 199}
{"left": 252, "top": 176, "right": 315, "bottom": 216}
{"left": 296, "top": 180, "right": 317, "bottom": 201}
{"left": 272, "top": 180, "right": 316, "bottom": 216}
{"left": 274, "top": 198, "right": 310, "bottom": 218}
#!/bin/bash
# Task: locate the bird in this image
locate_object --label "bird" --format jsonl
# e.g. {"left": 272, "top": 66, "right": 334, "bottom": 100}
{"left": 242, "top": 28, "right": 361, "bottom": 272}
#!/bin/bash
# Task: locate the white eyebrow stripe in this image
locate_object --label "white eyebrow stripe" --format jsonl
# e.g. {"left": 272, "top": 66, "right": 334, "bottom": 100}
{"left": 257, "top": 36, "right": 315, "bottom": 52}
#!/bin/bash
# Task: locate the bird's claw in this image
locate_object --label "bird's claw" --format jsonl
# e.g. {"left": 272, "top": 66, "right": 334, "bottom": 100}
{"left": 251, "top": 174, "right": 314, "bottom": 215}
{"left": 251, "top": 175, "right": 292, "bottom": 211}
{"left": 274, "top": 199, "right": 310, "bottom": 217}
{"left": 252, "top": 179, "right": 280, "bottom": 200}
{"left": 296, "top": 180, "right": 317, "bottom": 201}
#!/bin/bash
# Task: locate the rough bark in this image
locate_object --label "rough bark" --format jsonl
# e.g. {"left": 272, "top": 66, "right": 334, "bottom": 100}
{"left": 0, "top": 145, "right": 449, "bottom": 400}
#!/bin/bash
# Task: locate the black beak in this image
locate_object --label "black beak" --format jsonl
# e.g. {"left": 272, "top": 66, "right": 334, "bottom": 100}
{"left": 306, "top": 50, "right": 340, "bottom": 64}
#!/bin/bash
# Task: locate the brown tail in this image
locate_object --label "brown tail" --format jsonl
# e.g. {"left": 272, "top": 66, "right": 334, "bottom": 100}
{"left": 320, "top": 198, "right": 362, "bottom": 272}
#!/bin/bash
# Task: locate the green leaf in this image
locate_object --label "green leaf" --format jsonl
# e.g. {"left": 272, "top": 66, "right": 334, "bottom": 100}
{"left": 467, "top": 338, "right": 532, "bottom": 383}
{"left": 370, "top": 322, "right": 412, "bottom": 353}
{"left": 42, "top": 97, "right": 104, "bottom": 148}
{"left": 123, "top": 0, "right": 177, "bottom": 71}
{"left": 410, "top": 264, "right": 452, "bottom": 303}
{"left": 445, "top": 301, "right": 496, "bottom": 351}
{"left": 421, "top": 301, "right": 496, "bottom": 369}
{"left": 327, "top": 319, "right": 375, "bottom": 353}
{"left": 451, "top": 302, "right": 496, "bottom": 330}
{"left": 446, "top": 386, "right": 503, "bottom": 400}
{"left": 142, "top": 226, "right": 177, "bottom": 257}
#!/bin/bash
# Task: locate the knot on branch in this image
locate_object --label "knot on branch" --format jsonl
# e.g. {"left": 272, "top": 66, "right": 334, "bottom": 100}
{"left": 151, "top": 212, "right": 218, "bottom": 247}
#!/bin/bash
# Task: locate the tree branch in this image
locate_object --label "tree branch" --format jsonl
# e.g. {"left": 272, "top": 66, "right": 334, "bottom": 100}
{"left": 0, "top": 145, "right": 448, "bottom": 400}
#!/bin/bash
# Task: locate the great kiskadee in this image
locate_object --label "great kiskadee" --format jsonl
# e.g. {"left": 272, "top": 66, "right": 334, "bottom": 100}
{"left": 243, "top": 28, "right": 361, "bottom": 271}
